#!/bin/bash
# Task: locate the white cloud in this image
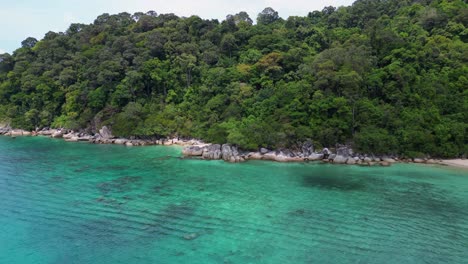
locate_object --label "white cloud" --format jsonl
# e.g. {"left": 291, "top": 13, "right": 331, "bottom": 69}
{"left": 0, "top": 48, "right": 5, "bottom": 54}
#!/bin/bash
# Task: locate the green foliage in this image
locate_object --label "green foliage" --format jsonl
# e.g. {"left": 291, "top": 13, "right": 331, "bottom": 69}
{"left": 0, "top": 0, "right": 466, "bottom": 157}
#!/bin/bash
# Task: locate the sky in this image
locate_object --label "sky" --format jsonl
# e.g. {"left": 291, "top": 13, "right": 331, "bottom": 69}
{"left": 0, "top": 0, "right": 355, "bottom": 54}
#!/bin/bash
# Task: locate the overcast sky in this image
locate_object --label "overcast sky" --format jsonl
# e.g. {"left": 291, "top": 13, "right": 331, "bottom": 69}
{"left": 0, "top": 0, "right": 355, "bottom": 54}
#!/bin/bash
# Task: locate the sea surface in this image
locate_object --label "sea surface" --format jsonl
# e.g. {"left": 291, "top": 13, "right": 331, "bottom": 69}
{"left": 0, "top": 136, "right": 467, "bottom": 264}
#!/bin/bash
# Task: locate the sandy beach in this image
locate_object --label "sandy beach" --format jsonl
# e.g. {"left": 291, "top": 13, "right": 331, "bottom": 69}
{"left": 441, "top": 159, "right": 468, "bottom": 169}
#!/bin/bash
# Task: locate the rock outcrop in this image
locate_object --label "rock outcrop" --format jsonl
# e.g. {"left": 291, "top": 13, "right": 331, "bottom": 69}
{"left": 182, "top": 146, "right": 204, "bottom": 156}
{"left": 301, "top": 140, "right": 314, "bottom": 157}
{"left": 99, "top": 126, "right": 113, "bottom": 139}
{"left": 221, "top": 144, "right": 244, "bottom": 162}
{"left": 202, "top": 144, "right": 222, "bottom": 160}
{"left": 333, "top": 155, "right": 348, "bottom": 164}
{"left": 260, "top": 148, "right": 269, "bottom": 155}
{"left": 114, "top": 139, "right": 127, "bottom": 145}
{"left": 306, "top": 153, "right": 324, "bottom": 161}
{"left": 51, "top": 130, "right": 64, "bottom": 138}
{"left": 1, "top": 126, "right": 414, "bottom": 167}
{"left": 336, "top": 146, "right": 353, "bottom": 157}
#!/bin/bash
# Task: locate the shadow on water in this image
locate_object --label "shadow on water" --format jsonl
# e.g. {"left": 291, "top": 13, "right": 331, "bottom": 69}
{"left": 302, "top": 174, "right": 367, "bottom": 191}
{"left": 161, "top": 203, "right": 197, "bottom": 220}
{"left": 382, "top": 181, "right": 466, "bottom": 220}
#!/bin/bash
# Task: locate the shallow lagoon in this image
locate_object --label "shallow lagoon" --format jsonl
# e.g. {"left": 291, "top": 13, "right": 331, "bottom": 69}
{"left": 1, "top": 136, "right": 467, "bottom": 264}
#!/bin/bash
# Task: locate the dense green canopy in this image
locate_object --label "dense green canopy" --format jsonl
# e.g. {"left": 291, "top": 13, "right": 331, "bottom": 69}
{"left": 0, "top": 0, "right": 467, "bottom": 157}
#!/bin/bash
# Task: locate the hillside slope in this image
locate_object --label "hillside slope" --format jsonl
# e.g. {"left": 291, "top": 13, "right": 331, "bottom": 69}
{"left": 0, "top": 0, "right": 466, "bottom": 157}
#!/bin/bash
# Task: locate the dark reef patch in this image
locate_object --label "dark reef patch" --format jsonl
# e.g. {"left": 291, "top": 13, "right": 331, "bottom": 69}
{"left": 97, "top": 175, "right": 143, "bottom": 194}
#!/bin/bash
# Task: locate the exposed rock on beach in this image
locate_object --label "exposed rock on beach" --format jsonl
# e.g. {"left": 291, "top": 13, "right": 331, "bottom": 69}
{"left": 0, "top": 124, "right": 462, "bottom": 168}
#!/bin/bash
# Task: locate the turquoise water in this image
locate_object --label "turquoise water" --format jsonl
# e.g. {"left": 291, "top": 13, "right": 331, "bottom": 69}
{"left": 0, "top": 137, "right": 467, "bottom": 264}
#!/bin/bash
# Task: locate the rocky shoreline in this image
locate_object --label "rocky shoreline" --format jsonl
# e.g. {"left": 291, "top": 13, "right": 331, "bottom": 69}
{"left": 0, "top": 125, "right": 451, "bottom": 167}
{"left": 0, "top": 126, "right": 202, "bottom": 147}
{"left": 182, "top": 143, "right": 446, "bottom": 167}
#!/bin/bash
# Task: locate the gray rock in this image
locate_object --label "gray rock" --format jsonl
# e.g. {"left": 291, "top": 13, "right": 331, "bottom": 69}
{"left": 51, "top": 130, "right": 63, "bottom": 138}
{"left": 202, "top": 144, "right": 222, "bottom": 160}
{"left": 260, "top": 148, "right": 269, "bottom": 154}
{"left": 182, "top": 146, "right": 204, "bottom": 156}
{"left": 221, "top": 144, "right": 241, "bottom": 162}
{"left": 78, "top": 135, "right": 92, "bottom": 142}
{"left": 336, "top": 146, "right": 353, "bottom": 158}
{"left": 301, "top": 140, "right": 314, "bottom": 156}
{"left": 99, "top": 126, "right": 113, "bottom": 139}
{"left": 263, "top": 151, "right": 278, "bottom": 161}
{"left": 247, "top": 152, "right": 263, "bottom": 160}
{"left": 63, "top": 132, "right": 76, "bottom": 140}
{"left": 281, "top": 149, "right": 296, "bottom": 158}
{"left": 333, "top": 155, "right": 348, "bottom": 164}
{"left": 0, "top": 127, "right": 11, "bottom": 135}
{"left": 322, "top": 148, "right": 331, "bottom": 155}
{"left": 307, "top": 153, "right": 324, "bottom": 161}
{"left": 382, "top": 158, "right": 396, "bottom": 163}
{"left": 328, "top": 154, "right": 336, "bottom": 160}
{"left": 65, "top": 136, "right": 79, "bottom": 142}
{"left": 114, "top": 139, "right": 127, "bottom": 145}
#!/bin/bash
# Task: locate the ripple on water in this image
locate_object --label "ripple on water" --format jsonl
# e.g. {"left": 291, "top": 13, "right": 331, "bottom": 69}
{"left": 0, "top": 137, "right": 467, "bottom": 264}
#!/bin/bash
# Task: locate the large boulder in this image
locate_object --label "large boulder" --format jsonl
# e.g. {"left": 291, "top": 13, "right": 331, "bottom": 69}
{"left": 51, "top": 130, "right": 63, "bottom": 138}
{"left": 307, "top": 153, "right": 324, "bottom": 161}
{"left": 65, "top": 136, "right": 79, "bottom": 142}
{"left": 182, "top": 146, "right": 204, "bottom": 156}
{"left": 99, "top": 126, "right": 113, "bottom": 139}
{"left": 301, "top": 140, "right": 314, "bottom": 156}
{"left": 333, "top": 155, "right": 348, "bottom": 164}
{"left": 247, "top": 152, "right": 263, "bottom": 160}
{"left": 336, "top": 146, "right": 353, "bottom": 158}
{"left": 222, "top": 144, "right": 239, "bottom": 162}
{"left": 263, "top": 151, "right": 278, "bottom": 161}
{"left": 202, "top": 144, "right": 222, "bottom": 160}
{"left": 223, "top": 144, "right": 244, "bottom": 162}
{"left": 382, "top": 157, "right": 397, "bottom": 163}
{"left": 114, "top": 139, "right": 127, "bottom": 145}
{"left": 0, "top": 126, "right": 10, "bottom": 135}
{"left": 322, "top": 148, "right": 331, "bottom": 155}
{"left": 63, "top": 132, "right": 76, "bottom": 140}
{"left": 263, "top": 150, "right": 302, "bottom": 162}
{"left": 77, "top": 135, "right": 92, "bottom": 142}
{"left": 260, "top": 148, "right": 269, "bottom": 155}
{"left": 38, "top": 128, "right": 53, "bottom": 136}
